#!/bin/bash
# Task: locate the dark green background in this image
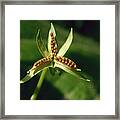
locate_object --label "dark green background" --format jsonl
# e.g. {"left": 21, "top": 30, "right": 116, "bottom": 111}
{"left": 20, "top": 20, "right": 100, "bottom": 100}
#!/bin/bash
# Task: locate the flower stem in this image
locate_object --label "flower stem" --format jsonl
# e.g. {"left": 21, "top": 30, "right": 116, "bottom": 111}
{"left": 30, "top": 68, "right": 48, "bottom": 100}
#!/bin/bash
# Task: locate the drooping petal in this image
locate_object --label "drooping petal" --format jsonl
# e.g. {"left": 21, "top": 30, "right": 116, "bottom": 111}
{"left": 48, "top": 23, "right": 58, "bottom": 56}
{"left": 57, "top": 28, "right": 73, "bottom": 56}
{"left": 54, "top": 60, "right": 90, "bottom": 82}
{"left": 36, "top": 29, "right": 49, "bottom": 57}
{"left": 20, "top": 74, "right": 33, "bottom": 84}
{"left": 32, "top": 57, "right": 52, "bottom": 75}
{"left": 20, "top": 57, "right": 52, "bottom": 83}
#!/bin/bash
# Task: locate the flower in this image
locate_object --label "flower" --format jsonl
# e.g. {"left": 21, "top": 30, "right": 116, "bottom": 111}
{"left": 20, "top": 23, "right": 90, "bottom": 84}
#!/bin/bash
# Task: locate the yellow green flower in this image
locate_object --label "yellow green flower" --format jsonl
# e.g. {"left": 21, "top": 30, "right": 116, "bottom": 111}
{"left": 20, "top": 23, "right": 90, "bottom": 84}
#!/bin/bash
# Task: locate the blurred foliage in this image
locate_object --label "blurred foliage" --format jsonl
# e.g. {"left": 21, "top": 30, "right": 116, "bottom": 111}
{"left": 20, "top": 20, "right": 100, "bottom": 100}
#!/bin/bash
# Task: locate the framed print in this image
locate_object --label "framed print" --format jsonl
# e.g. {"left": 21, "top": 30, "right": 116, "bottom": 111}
{"left": 0, "top": 0, "right": 119, "bottom": 119}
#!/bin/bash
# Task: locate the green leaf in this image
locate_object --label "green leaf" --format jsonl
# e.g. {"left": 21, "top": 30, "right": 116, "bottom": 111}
{"left": 57, "top": 28, "right": 73, "bottom": 56}
{"left": 48, "top": 23, "right": 57, "bottom": 54}
{"left": 53, "top": 73, "right": 95, "bottom": 100}
{"left": 36, "top": 29, "right": 49, "bottom": 57}
{"left": 54, "top": 60, "right": 90, "bottom": 82}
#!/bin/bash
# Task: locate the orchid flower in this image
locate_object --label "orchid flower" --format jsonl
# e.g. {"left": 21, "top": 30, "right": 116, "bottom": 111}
{"left": 20, "top": 23, "right": 90, "bottom": 100}
{"left": 20, "top": 23, "right": 90, "bottom": 84}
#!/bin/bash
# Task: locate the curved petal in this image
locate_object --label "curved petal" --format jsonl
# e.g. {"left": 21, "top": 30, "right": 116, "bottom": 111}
{"left": 54, "top": 60, "right": 90, "bottom": 82}
{"left": 48, "top": 23, "right": 57, "bottom": 56}
{"left": 20, "top": 58, "right": 52, "bottom": 83}
{"left": 36, "top": 29, "right": 49, "bottom": 57}
{"left": 57, "top": 28, "right": 73, "bottom": 56}
{"left": 20, "top": 74, "right": 33, "bottom": 84}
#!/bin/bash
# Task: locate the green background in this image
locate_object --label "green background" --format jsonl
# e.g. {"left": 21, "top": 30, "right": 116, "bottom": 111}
{"left": 20, "top": 20, "right": 100, "bottom": 100}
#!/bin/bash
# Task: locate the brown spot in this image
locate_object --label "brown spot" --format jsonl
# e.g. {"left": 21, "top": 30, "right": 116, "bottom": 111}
{"left": 35, "top": 63, "right": 39, "bottom": 67}
{"left": 50, "top": 32, "right": 53, "bottom": 36}
{"left": 51, "top": 47, "right": 54, "bottom": 51}
{"left": 51, "top": 40, "right": 55, "bottom": 44}
{"left": 70, "top": 64, "right": 73, "bottom": 67}
{"left": 51, "top": 44, "right": 54, "bottom": 48}
{"left": 67, "top": 62, "right": 70, "bottom": 66}
{"left": 68, "top": 59, "right": 72, "bottom": 64}
{"left": 34, "top": 60, "right": 41, "bottom": 67}
{"left": 47, "top": 57, "right": 51, "bottom": 61}
{"left": 43, "top": 58, "right": 46, "bottom": 61}
{"left": 51, "top": 38, "right": 54, "bottom": 42}
{"left": 59, "top": 58, "right": 62, "bottom": 62}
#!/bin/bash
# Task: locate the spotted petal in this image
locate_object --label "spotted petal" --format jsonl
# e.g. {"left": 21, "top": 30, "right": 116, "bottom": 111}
{"left": 48, "top": 23, "right": 57, "bottom": 56}
{"left": 54, "top": 60, "right": 90, "bottom": 82}
{"left": 36, "top": 29, "right": 49, "bottom": 57}
{"left": 20, "top": 58, "right": 52, "bottom": 83}
{"left": 57, "top": 28, "right": 73, "bottom": 56}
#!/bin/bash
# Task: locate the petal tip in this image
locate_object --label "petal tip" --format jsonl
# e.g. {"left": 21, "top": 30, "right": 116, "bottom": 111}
{"left": 27, "top": 71, "right": 30, "bottom": 74}
{"left": 77, "top": 69, "right": 81, "bottom": 71}
{"left": 20, "top": 81, "right": 24, "bottom": 84}
{"left": 51, "top": 22, "right": 53, "bottom": 27}
{"left": 86, "top": 79, "right": 91, "bottom": 82}
{"left": 30, "top": 95, "right": 34, "bottom": 100}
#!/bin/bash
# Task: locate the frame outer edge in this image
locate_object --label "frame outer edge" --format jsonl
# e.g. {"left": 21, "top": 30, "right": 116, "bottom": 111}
{"left": 1, "top": 1, "right": 5, "bottom": 119}
{"left": 0, "top": 1, "right": 1, "bottom": 118}
{"left": 1, "top": 0, "right": 120, "bottom": 120}
{"left": 115, "top": 1, "right": 120, "bottom": 119}
{"left": 118, "top": 1, "right": 120, "bottom": 119}
{"left": 0, "top": 0, "right": 119, "bottom": 5}
{"left": 0, "top": 1, "right": 3, "bottom": 119}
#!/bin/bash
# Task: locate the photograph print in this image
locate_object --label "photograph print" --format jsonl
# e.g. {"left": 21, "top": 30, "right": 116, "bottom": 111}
{"left": 20, "top": 20, "right": 100, "bottom": 100}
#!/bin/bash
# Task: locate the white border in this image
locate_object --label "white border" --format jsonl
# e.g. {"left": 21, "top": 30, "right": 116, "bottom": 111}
{"left": 5, "top": 5, "right": 115, "bottom": 115}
